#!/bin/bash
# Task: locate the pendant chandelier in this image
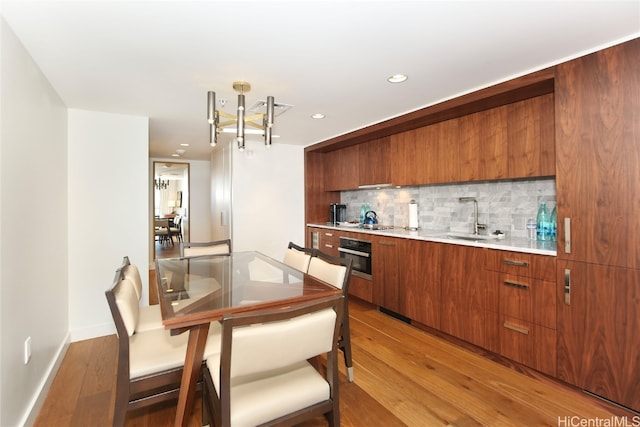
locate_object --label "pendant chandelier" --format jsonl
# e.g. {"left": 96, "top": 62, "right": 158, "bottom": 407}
{"left": 207, "top": 81, "right": 275, "bottom": 151}
{"left": 155, "top": 177, "right": 169, "bottom": 190}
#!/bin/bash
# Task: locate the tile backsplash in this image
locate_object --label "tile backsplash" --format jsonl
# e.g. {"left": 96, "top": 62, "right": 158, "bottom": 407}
{"left": 340, "top": 178, "right": 556, "bottom": 239}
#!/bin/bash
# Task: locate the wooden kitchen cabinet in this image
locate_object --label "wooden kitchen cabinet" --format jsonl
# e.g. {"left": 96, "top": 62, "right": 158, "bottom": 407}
{"left": 485, "top": 249, "right": 557, "bottom": 376}
{"left": 556, "top": 260, "right": 640, "bottom": 411}
{"left": 458, "top": 105, "right": 508, "bottom": 182}
{"left": 554, "top": 39, "right": 640, "bottom": 411}
{"left": 401, "top": 239, "right": 441, "bottom": 329}
{"left": 506, "top": 93, "right": 555, "bottom": 178}
{"left": 324, "top": 145, "right": 359, "bottom": 191}
{"left": 308, "top": 227, "right": 339, "bottom": 257}
{"left": 389, "top": 129, "right": 427, "bottom": 186}
{"left": 555, "top": 39, "right": 640, "bottom": 269}
{"left": 372, "top": 236, "right": 401, "bottom": 312}
{"left": 440, "top": 244, "right": 498, "bottom": 352}
{"left": 358, "top": 137, "right": 391, "bottom": 186}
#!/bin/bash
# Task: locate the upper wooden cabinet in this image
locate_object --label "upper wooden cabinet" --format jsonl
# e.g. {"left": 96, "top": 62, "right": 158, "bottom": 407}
{"left": 506, "top": 93, "right": 555, "bottom": 178}
{"left": 358, "top": 137, "right": 391, "bottom": 186}
{"left": 324, "top": 145, "right": 359, "bottom": 191}
{"left": 389, "top": 94, "right": 554, "bottom": 186}
{"left": 555, "top": 38, "right": 640, "bottom": 269}
{"left": 459, "top": 105, "right": 508, "bottom": 182}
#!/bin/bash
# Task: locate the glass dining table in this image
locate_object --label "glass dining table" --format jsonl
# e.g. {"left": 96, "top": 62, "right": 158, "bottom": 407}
{"left": 154, "top": 251, "right": 341, "bottom": 427}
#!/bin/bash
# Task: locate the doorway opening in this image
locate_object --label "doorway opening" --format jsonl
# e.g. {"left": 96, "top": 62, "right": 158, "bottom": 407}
{"left": 153, "top": 161, "right": 189, "bottom": 259}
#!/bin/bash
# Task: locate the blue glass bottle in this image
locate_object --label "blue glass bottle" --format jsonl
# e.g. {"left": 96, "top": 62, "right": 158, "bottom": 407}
{"left": 536, "top": 202, "right": 549, "bottom": 241}
{"left": 550, "top": 206, "right": 557, "bottom": 242}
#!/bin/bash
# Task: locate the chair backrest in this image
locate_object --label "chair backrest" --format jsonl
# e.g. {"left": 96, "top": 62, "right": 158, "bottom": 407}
{"left": 221, "top": 295, "right": 343, "bottom": 379}
{"left": 308, "top": 249, "right": 353, "bottom": 294}
{"left": 180, "top": 239, "right": 231, "bottom": 257}
{"left": 154, "top": 218, "right": 169, "bottom": 228}
{"left": 282, "top": 242, "right": 313, "bottom": 273}
{"left": 121, "top": 257, "right": 143, "bottom": 301}
{"left": 106, "top": 261, "right": 140, "bottom": 338}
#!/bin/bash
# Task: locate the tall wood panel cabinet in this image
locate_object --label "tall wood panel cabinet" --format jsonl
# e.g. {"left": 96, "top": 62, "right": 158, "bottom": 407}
{"left": 555, "top": 38, "right": 640, "bottom": 411}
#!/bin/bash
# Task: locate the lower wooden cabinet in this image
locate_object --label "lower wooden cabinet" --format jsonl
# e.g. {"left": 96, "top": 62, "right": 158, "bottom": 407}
{"left": 372, "top": 236, "right": 401, "bottom": 311}
{"left": 557, "top": 260, "right": 640, "bottom": 412}
{"left": 308, "top": 227, "right": 339, "bottom": 257}
{"left": 401, "top": 239, "right": 441, "bottom": 329}
{"left": 440, "top": 244, "right": 498, "bottom": 352}
{"left": 499, "top": 316, "right": 557, "bottom": 376}
{"left": 349, "top": 275, "right": 373, "bottom": 303}
{"left": 486, "top": 249, "right": 557, "bottom": 376}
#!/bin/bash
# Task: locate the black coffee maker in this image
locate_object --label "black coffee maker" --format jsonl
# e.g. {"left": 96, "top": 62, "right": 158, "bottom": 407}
{"left": 329, "top": 203, "right": 347, "bottom": 225}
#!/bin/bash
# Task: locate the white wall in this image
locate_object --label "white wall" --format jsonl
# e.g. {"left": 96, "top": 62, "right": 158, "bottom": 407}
{"left": 231, "top": 143, "right": 305, "bottom": 260}
{"left": 187, "top": 160, "right": 212, "bottom": 242}
{"left": 0, "top": 18, "right": 68, "bottom": 427}
{"left": 68, "top": 109, "right": 149, "bottom": 341}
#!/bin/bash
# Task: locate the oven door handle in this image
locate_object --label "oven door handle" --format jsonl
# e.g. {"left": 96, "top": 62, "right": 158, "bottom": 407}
{"left": 338, "top": 247, "right": 370, "bottom": 258}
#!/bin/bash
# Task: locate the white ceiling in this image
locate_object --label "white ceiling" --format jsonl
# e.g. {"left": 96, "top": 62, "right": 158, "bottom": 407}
{"left": 1, "top": 1, "right": 639, "bottom": 160}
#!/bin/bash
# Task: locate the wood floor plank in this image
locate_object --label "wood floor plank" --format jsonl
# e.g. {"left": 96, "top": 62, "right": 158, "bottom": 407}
{"left": 34, "top": 339, "right": 93, "bottom": 425}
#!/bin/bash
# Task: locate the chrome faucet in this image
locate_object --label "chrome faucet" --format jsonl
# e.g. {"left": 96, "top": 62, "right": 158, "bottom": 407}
{"left": 459, "top": 197, "right": 487, "bottom": 235}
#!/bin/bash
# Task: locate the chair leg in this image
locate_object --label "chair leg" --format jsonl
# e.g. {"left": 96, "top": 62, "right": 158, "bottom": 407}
{"left": 340, "top": 304, "right": 354, "bottom": 382}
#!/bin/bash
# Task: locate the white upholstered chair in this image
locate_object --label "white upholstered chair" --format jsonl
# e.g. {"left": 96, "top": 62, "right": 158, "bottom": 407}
{"left": 201, "top": 294, "right": 344, "bottom": 427}
{"left": 180, "top": 239, "right": 231, "bottom": 257}
{"left": 308, "top": 249, "right": 355, "bottom": 382}
{"left": 106, "top": 260, "right": 222, "bottom": 427}
{"left": 282, "top": 241, "right": 313, "bottom": 273}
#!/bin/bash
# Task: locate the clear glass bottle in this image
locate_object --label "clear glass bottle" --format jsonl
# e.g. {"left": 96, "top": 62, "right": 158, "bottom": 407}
{"left": 536, "top": 202, "right": 549, "bottom": 241}
{"left": 550, "top": 206, "right": 557, "bottom": 242}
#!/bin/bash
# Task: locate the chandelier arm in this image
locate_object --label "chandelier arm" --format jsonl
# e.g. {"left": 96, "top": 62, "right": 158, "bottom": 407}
{"left": 218, "top": 110, "right": 236, "bottom": 119}
{"left": 217, "top": 119, "right": 238, "bottom": 127}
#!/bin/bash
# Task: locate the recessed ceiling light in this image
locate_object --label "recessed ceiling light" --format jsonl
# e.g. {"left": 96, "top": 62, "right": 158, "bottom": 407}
{"left": 311, "top": 113, "right": 325, "bottom": 119}
{"left": 180, "top": 143, "right": 189, "bottom": 147}
{"left": 175, "top": 149, "right": 186, "bottom": 154}
{"left": 387, "top": 74, "right": 408, "bottom": 83}
{"left": 171, "top": 153, "right": 180, "bottom": 157}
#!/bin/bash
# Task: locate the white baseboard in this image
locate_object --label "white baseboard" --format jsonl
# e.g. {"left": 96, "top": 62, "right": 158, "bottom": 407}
{"left": 19, "top": 333, "right": 71, "bottom": 427}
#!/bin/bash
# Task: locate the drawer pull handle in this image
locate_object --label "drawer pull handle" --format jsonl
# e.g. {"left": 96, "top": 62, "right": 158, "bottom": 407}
{"left": 503, "top": 259, "right": 529, "bottom": 267}
{"left": 503, "top": 322, "right": 529, "bottom": 335}
{"left": 324, "top": 244, "right": 333, "bottom": 248}
{"left": 564, "top": 268, "right": 571, "bottom": 305}
{"left": 503, "top": 281, "right": 529, "bottom": 290}
{"left": 325, "top": 233, "right": 333, "bottom": 237}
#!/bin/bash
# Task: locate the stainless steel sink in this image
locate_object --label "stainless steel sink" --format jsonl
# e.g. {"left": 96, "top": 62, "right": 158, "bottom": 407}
{"left": 446, "top": 232, "right": 498, "bottom": 241}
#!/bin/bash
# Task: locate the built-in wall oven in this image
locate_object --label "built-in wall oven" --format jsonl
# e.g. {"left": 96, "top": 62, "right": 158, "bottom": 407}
{"left": 338, "top": 237, "right": 372, "bottom": 280}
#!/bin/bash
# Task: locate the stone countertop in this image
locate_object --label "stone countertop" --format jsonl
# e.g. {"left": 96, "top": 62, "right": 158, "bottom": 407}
{"left": 307, "top": 223, "right": 557, "bottom": 256}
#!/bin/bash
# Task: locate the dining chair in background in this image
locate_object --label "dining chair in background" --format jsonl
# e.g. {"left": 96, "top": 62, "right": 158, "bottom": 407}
{"left": 169, "top": 215, "right": 183, "bottom": 243}
{"left": 180, "top": 239, "right": 232, "bottom": 257}
{"left": 154, "top": 218, "right": 173, "bottom": 246}
{"left": 282, "top": 241, "right": 313, "bottom": 273}
{"left": 308, "top": 249, "right": 355, "bottom": 382}
{"left": 201, "top": 294, "right": 344, "bottom": 427}
{"left": 105, "top": 259, "right": 222, "bottom": 427}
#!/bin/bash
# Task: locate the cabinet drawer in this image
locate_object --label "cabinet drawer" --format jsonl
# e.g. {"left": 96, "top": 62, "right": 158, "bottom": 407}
{"left": 500, "top": 315, "right": 557, "bottom": 376}
{"left": 496, "top": 273, "right": 556, "bottom": 329}
{"left": 485, "top": 249, "right": 556, "bottom": 281}
{"left": 320, "top": 230, "right": 339, "bottom": 253}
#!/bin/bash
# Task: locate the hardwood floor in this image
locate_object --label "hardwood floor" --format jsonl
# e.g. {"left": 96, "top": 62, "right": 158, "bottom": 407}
{"left": 34, "top": 293, "right": 635, "bottom": 426}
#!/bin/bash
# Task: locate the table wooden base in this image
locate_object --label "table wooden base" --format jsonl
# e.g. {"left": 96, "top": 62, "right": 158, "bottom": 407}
{"left": 174, "top": 323, "right": 210, "bottom": 427}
